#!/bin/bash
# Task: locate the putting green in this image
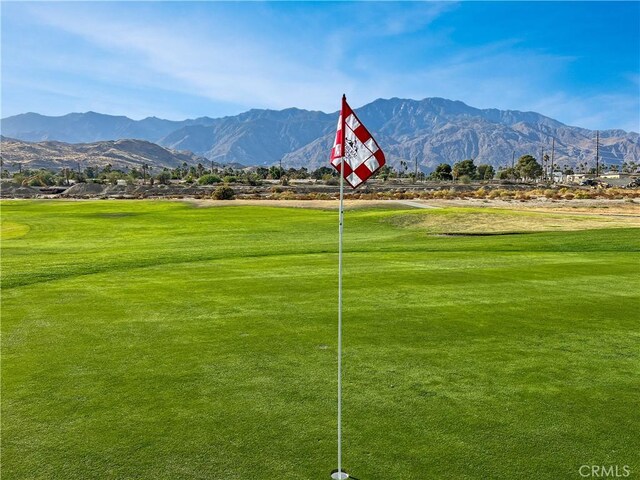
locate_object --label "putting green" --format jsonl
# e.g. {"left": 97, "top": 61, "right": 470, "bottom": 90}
{"left": 2, "top": 200, "right": 638, "bottom": 479}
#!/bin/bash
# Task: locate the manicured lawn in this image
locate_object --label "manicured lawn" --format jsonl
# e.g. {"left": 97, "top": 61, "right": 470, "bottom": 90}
{"left": 1, "top": 200, "right": 638, "bottom": 479}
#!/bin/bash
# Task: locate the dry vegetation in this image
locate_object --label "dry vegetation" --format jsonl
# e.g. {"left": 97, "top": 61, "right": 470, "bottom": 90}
{"left": 385, "top": 208, "right": 640, "bottom": 234}
{"left": 340, "top": 186, "right": 640, "bottom": 202}
{"left": 213, "top": 185, "right": 640, "bottom": 204}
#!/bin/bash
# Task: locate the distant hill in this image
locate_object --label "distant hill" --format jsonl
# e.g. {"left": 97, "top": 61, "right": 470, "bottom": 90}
{"left": 2, "top": 98, "right": 639, "bottom": 171}
{"left": 0, "top": 111, "right": 215, "bottom": 144}
{"left": 159, "top": 108, "right": 336, "bottom": 166}
{"left": 0, "top": 137, "right": 224, "bottom": 171}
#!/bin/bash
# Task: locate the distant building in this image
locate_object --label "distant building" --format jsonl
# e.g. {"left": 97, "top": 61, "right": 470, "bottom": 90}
{"left": 567, "top": 172, "right": 636, "bottom": 186}
{"left": 566, "top": 173, "right": 594, "bottom": 184}
{"left": 600, "top": 172, "right": 631, "bottom": 179}
{"left": 599, "top": 173, "right": 636, "bottom": 187}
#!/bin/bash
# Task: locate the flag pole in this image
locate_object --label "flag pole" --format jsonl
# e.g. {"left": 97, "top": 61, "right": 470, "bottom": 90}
{"left": 332, "top": 94, "right": 348, "bottom": 480}
{"left": 330, "top": 93, "right": 384, "bottom": 479}
{"left": 337, "top": 154, "right": 344, "bottom": 479}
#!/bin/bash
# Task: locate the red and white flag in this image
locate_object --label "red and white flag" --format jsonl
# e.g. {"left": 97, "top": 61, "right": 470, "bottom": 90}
{"left": 330, "top": 95, "right": 385, "bottom": 188}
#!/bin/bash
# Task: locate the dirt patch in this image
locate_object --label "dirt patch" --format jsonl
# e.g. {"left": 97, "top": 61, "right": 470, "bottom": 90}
{"left": 61, "top": 183, "right": 106, "bottom": 197}
{"left": 422, "top": 198, "right": 640, "bottom": 217}
{"left": 434, "top": 232, "right": 529, "bottom": 237}
{"left": 388, "top": 208, "right": 640, "bottom": 235}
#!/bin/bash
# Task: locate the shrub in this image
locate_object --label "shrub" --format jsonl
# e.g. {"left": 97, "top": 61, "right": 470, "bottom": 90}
{"left": 324, "top": 175, "right": 339, "bottom": 186}
{"left": 489, "top": 188, "right": 511, "bottom": 200}
{"left": 574, "top": 191, "right": 592, "bottom": 199}
{"left": 198, "top": 174, "right": 222, "bottom": 185}
{"left": 500, "top": 190, "right": 514, "bottom": 199}
{"left": 222, "top": 175, "right": 237, "bottom": 183}
{"left": 212, "top": 185, "right": 235, "bottom": 200}
{"left": 28, "top": 177, "right": 44, "bottom": 187}
{"left": 458, "top": 175, "right": 471, "bottom": 184}
{"left": 12, "top": 174, "right": 26, "bottom": 186}
{"left": 156, "top": 171, "right": 172, "bottom": 185}
{"left": 474, "top": 187, "right": 487, "bottom": 198}
{"left": 432, "top": 189, "right": 446, "bottom": 199}
{"left": 245, "top": 174, "right": 261, "bottom": 186}
{"left": 279, "top": 191, "right": 296, "bottom": 200}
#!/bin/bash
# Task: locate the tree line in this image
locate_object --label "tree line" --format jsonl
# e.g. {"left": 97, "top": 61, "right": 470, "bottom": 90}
{"left": 1, "top": 162, "right": 338, "bottom": 187}
{"left": 3, "top": 155, "right": 637, "bottom": 188}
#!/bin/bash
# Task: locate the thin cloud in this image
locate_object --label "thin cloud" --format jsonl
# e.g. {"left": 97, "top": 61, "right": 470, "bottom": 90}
{"left": 26, "top": 4, "right": 352, "bottom": 112}
{"left": 4, "top": 2, "right": 637, "bottom": 131}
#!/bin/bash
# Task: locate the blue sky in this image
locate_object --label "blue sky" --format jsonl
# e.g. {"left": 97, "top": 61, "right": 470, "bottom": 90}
{"left": 2, "top": 1, "right": 639, "bottom": 131}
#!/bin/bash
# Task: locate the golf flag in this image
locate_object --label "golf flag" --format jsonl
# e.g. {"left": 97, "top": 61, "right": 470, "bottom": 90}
{"left": 330, "top": 95, "right": 385, "bottom": 188}
{"left": 330, "top": 94, "right": 386, "bottom": 480}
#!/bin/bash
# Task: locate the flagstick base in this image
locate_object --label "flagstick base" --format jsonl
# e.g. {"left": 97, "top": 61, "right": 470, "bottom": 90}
{"left": 331, "top": 470, "right": 349, "bottom": 480}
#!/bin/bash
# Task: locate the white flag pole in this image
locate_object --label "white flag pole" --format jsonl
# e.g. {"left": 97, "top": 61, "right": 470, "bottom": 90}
{"left": 332, "top": 94, "right": 349, "bottom": 480}
{"left": 337, "top": 160, "right": 345, "bottom": 479}
{"left": 331, "top": 93, "right": 384, "bottom": 479}
{"left": 338, "top": 158, "right": 344, "bottom": 473}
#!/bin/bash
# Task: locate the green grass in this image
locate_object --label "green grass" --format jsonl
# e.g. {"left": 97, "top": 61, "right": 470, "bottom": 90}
{"left": 2, "top": 200, "right": 639, "bottom": 480}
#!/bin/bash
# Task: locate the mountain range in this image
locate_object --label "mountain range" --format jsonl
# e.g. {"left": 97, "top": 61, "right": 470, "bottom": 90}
{"left": 0, "top": 137, "right": 237, "bottom": 171}
{"left": 2, "top": 98, "right": 638, "bottom": 171}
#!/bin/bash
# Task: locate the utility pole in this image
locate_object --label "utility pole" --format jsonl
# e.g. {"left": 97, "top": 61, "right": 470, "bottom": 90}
{"left": 540, "top": 147, "right": 544, "bottom": 181}
{"left": 511, "top": 151, "right": 515, "bottom": 170}
{"left": 414, "top": 156, "right": 418, "bottom": 184}
{"left": 595, "top": 130, "right": 600, "bottom": 177}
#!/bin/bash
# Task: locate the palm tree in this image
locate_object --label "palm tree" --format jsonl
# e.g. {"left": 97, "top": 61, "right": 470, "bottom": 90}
{"left": 142, "top": 163, "right": 149, "bottom": 184}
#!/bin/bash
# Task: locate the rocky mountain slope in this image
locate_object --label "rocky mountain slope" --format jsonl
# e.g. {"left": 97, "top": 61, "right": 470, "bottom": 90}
{"left": 0, "top": 137, "right": 216, "bottom": 171}
{"left": 2, "top": 98, "right": 638, "bottom": 171}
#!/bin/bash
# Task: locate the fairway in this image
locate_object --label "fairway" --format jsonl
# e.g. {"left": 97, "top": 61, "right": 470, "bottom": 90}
{"left": 1, "top": 200, "right": 639, "bottom": 479}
